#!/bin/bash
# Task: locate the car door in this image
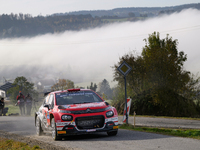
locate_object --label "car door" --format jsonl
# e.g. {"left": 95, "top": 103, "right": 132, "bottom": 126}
{"left": 42, "top": 94, "right": 50, "bottom": 128}
{"left": 46, "top": 94, "right": 54, "bottom": 125}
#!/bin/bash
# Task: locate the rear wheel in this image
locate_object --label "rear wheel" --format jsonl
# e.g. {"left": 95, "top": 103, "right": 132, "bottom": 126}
{"left": 51, "top": 118, "right": 62, "bottom": 141}
{"left": 36, "top": 116, "right": 43, "bottom": 136}
{"left": 107, "top": 130, "right": 118, "bottom": 136}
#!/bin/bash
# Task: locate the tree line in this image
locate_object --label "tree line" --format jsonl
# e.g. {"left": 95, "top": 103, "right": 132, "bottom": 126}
{"left": 7, "top": 77, "right": 114, "bottom": 104}
{"left": 0, "top": 13, "right": 104, "bottom": 38}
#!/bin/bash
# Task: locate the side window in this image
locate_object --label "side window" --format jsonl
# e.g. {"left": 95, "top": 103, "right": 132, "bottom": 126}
{"left": 48, "top": 94, "right": 54, "bottom": 109}
{"left": 43, "top": 94, "right": 50, "bottom": 104}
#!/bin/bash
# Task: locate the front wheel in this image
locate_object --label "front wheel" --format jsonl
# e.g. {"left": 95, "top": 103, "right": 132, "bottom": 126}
{"left": 107, "top": 129, "right": 118, "bottom": 136}
{"left": 51, "top": 118, "right": 62, "bottom": 141}
{"left": 36, "top": 116, "right": 43, "bottom": 136}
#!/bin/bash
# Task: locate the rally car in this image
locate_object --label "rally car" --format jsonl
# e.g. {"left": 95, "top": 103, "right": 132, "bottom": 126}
{"left": 35, "top": 88, "right": 118, "bottom": 140}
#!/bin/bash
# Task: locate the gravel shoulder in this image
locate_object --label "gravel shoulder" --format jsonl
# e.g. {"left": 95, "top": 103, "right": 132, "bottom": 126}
{"left": 0, "top": 130, "right": 79, "bottom": 150}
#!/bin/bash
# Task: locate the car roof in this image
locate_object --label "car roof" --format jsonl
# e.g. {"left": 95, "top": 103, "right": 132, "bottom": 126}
{"left": 50, "top": 88, "right": 92, "bottom": 95}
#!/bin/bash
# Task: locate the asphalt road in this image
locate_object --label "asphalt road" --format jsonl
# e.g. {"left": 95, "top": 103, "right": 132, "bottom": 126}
{"left": 0, "top": 116, "right": 200, "bottom": 150}
{"left": 118, "top": 116, "right": 200, "bottom": 129}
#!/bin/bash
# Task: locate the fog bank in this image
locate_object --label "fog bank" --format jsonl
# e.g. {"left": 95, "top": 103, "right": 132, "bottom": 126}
{"left": 0, "top": 8, "right": 200, "bottom": 87}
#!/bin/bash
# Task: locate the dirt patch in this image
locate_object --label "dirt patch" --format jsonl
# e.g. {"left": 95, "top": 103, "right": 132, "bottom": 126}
{"left": 0, "top": 130, "right": 78, "bottom": 150}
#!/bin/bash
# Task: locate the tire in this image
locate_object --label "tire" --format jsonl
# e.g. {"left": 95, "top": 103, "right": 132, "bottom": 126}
{"left": 51, "top": 118, "right": 62, "bottom": 141}
{"left": 107, "top": 129, "right": 118, "bottom": 136}
{"left": 36, "top": 116, "right": 43, "bottom": 136}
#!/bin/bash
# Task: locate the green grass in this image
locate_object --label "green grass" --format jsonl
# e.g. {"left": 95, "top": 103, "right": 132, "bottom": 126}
{"left": 0, "top": 137, "right": 42, "bottom": 150}
{"left": 126, "top": 114, "right": 200, "bottom": 121}
{"left": 5, "top": 103, "right": 41, "bottom": 116}
{"left": 7, "top": 104, "right": 20, "bottom": 114}
{"left": 119, "top": 124, "right": 200, "bottom": 140}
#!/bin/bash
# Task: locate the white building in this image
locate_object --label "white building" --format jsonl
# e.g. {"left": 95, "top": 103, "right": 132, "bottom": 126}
{"left": 0, "top": 89, "right": 6, "bottom": 98}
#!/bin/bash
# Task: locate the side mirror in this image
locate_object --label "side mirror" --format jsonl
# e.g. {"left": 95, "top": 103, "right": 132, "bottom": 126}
{"left": 105, "top": 102, "right": 110, "bottom": 106}
{"left": 43, "top": 104, "right": 49, "bottom": 110}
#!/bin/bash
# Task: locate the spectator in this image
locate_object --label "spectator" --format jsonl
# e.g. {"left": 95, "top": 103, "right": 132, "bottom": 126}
{"left": 0, "top": 98, "right": 5, "bottom": 116}
{"left": 25, "top": 93, "right": 32, "bottom": 115}
{"left": 16, "top": 92, "right": 25, "bottom": 115}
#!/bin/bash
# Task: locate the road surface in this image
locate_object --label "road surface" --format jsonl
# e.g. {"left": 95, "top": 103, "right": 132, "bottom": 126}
{"left": 0, "top": 116, "right": 200, "bottom": 150}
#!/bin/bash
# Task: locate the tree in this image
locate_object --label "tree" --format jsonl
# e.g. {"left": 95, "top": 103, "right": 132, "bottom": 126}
{"left": 98, "top": 79, "right": 112, "bottom": 99}
{"left": 51, "top": 79, "right": 74, "bottom": 91}
{"left": 112, "top": 32, "right": 200, "bottom": 117}
{"left": 87, "top": 82, "right": 97, "bottom": 92}
{"left": 128, "top": 12, "right": 135, "bottom": 17}
{"left": 7, "top": 76, "right": 36, "bottom": 103}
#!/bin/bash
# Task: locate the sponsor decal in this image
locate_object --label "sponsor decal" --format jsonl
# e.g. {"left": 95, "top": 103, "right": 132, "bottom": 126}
{"left": 105, "top": 117, "right": 118, "bottom": 122}
{"left": 47, "top": 112, "right": 50, "bottom": 119}
{"left": 57, "top": 127, "right": 63, "bottom": 131}
{"left": 57, "top": 131, "right": 66, "bottom": 134}
{"left": 70, "top": 102, "right": 105, "bottom": 109}
{"left": 56, "top": 122, "right": 71, "bottom": 126}
{"left": 86, "top": 129, "right": 96, "bottom": 132}
{"left": 114, "top": 122, "right": 118, "bottom": 125}
{"left": 113, "top": 126, "right": 118, "bottom": 129}
{"left": 70, "top": 120, "right": 76, "bottom": 125}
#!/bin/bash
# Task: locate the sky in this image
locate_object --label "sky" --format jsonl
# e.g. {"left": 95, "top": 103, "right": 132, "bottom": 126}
{"left": 0, "top": 1, "right": 200, "bottom": 88}
{"left": 0, "top": 0, "right": 199, "bottom": 16}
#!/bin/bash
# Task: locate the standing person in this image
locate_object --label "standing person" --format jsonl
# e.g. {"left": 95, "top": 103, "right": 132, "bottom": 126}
{"left": 0, "top": 98, "right": 5, "bottom": 116}
{"left": 25, "top": 93, "right": 32, "bottom": 116}
{"left": 16, "top": 92, "right": 25, "bottom": 116}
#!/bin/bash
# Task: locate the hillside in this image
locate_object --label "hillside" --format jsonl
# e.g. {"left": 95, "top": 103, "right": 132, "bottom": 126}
{"left": 55, "top": 3, "right": 200, "bottom": 17}
{"left": 0, "top": 3, "right": 199, "bottom": 39}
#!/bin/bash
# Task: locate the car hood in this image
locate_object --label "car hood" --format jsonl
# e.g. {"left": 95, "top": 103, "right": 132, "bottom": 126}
{"left": 59, "top": 102, "right": 108, "bottom": 111}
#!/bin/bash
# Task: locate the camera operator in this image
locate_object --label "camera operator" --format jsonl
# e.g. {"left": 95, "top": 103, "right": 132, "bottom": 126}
{"left": 25, "top": 93, "right": 32, "bottom": 116}
{"left": 0, "top": 98, "right": 5, "bottom": 116}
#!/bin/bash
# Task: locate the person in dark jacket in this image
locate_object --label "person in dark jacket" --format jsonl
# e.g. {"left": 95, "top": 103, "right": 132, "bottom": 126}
{"left": 0, "top": 98, "right": 5, "bottom": 116}
{"left": 16, "top": 92, "right": 25, "bottom": 115}
{"left": 25, "top": 93, "right": 32, "bottom": 115}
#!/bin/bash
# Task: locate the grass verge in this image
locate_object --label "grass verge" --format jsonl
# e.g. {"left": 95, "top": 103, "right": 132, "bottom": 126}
{"left": 0, "top": 137, "right": 42, "bottom": 150}
{"left": 5, "top": 104, "right": 41, "bottom": 116}
{"left": 121, "top": 114, "right": 200, "bottom": 121}
{"left": 119, "top": 124, "right": 200, "bottom": 140}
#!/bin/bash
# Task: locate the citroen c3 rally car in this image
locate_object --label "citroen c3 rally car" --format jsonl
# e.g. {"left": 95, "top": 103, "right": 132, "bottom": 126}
{"left": 35, "top": 88, "right": 118, "bottom": 140}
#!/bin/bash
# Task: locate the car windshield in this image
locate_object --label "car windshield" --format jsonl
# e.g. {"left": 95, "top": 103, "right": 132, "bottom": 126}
{"left": 55, "top": 91, "right": 103, "bottom": 105}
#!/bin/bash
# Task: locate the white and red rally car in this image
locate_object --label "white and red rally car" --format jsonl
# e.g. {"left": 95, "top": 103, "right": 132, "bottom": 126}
{"left": 35, "top": 88, "right": 118, "bottom": 140}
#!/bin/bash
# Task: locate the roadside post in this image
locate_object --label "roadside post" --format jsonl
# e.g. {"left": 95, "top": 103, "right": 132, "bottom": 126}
{"left": 117, "top": 61, "right": 132, "bottom": 124}
{"left": 122, "top": 98, "right": 132, "bottom": 124}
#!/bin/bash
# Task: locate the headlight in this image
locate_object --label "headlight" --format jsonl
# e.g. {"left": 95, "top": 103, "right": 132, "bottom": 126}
{"left": 106, "top": 111, "right": 114, "bottom": 118}
{"left": 59, "top": 110, "right": 71, "bottom": 113}
{"left": 61, "top": 115, "right": 73, "bottom": 121}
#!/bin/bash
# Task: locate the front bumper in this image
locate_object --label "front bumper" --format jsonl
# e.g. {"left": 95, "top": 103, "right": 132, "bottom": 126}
{"left": 56, "top": 116, "right": 118, "bottom": 136}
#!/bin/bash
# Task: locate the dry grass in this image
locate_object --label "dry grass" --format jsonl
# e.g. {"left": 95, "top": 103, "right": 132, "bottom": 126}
{"left": 0, "top": 137, "right": 42, "bottom": 150}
